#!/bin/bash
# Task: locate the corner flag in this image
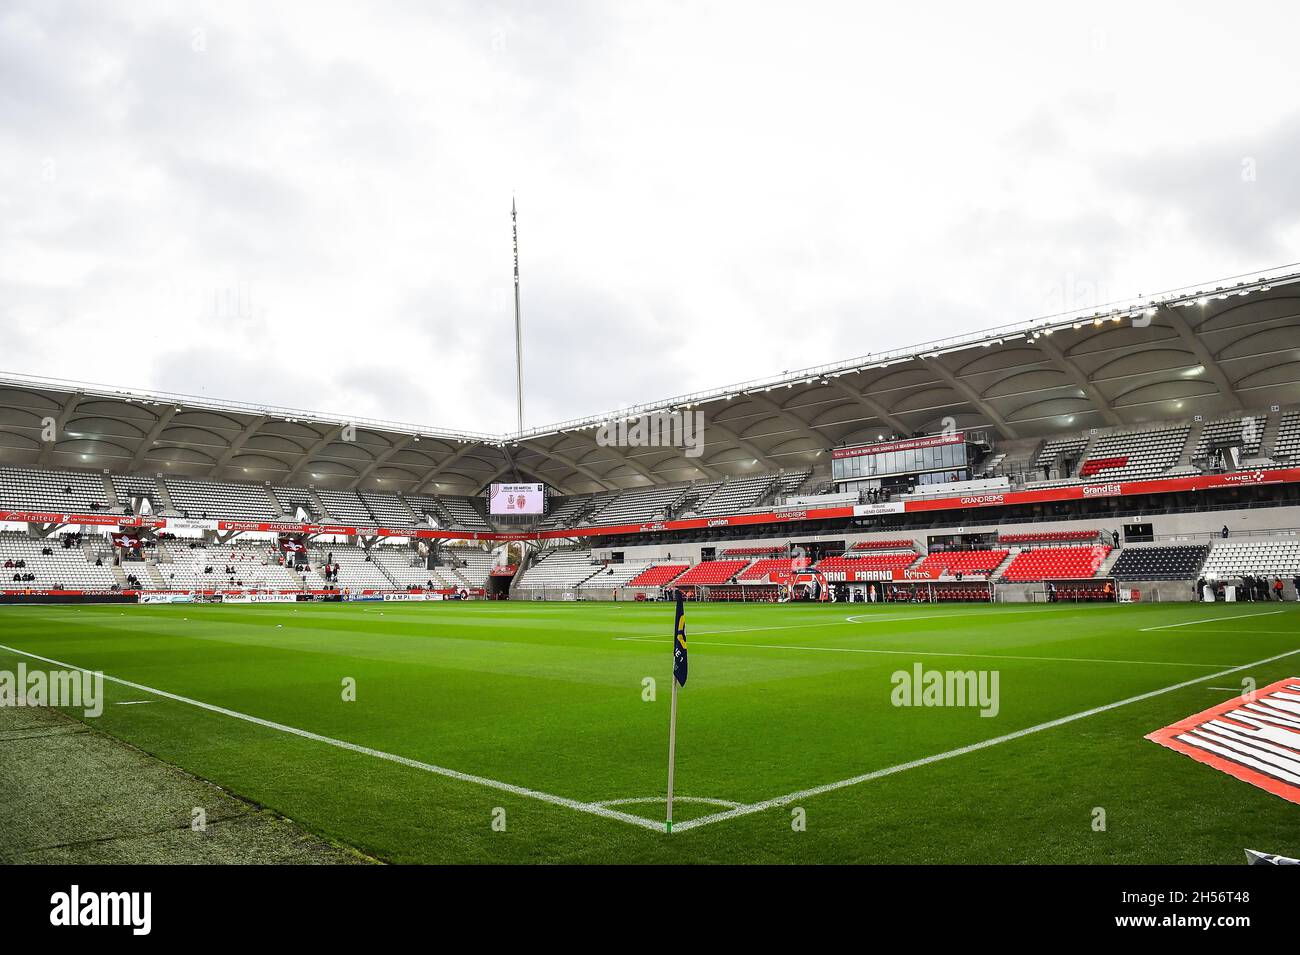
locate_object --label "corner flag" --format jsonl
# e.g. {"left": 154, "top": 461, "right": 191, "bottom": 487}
{"left": 666, "top": 591, "right": 688, "bottom": 832}
{"left": 672, "top": 591, "right": 688, "bottom": 687}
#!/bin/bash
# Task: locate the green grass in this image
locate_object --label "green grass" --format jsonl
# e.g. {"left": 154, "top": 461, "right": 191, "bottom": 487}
{"left": 1, "top": 600, "right": 1297, "bottom": 863}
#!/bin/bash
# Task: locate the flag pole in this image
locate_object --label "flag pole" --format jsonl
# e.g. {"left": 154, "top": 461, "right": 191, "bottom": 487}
{"left": 666, "top": 675, "right": 679, "bottom": 833}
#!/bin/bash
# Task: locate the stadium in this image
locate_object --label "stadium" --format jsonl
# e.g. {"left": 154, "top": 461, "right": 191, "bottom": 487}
{"left": 7, "top": 8, "right": 1300, "bottom": 924}
{"left": 2, "top": 264, "right": 1299, "bottom": 871}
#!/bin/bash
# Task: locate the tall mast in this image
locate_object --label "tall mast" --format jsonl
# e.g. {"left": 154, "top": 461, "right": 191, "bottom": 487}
{"left": 512, "top": 196, "right": 524, "bottom": 435}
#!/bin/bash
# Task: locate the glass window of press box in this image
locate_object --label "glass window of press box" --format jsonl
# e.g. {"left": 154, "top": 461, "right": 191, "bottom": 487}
{"left": 832, "top": 441, "right": 968, "bottom": 480}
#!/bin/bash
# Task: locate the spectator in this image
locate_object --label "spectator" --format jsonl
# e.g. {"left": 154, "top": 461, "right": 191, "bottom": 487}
{"left": 1221, "top": 525, "right": 1230, "bottom": 539}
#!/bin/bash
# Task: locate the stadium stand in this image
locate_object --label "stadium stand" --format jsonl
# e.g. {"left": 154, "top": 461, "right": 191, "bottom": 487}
{"left": 156, "top": 539, "right": 299, "bottom": 590}
{"left": 540, "top": 495, "right": 592, "bottom": 528}
{"left": 673, "top": 559, "right": 751, "bottom": 586}
{"left": 1033, "top": 437, "right": 1088, "bottom": 471}
{"left": 516, "top": 550, "right": 600, "bottom": 590}
{"left": 271, "top": 485, "right": 321, "bottom": 519}
{"left": 815, "top": 553, "right": 919, "bottom": 573}
{"left": 915, "top": 549, "right": 1009, "bottom": 576}
{"left": 773, "top": 469, "right": 812, "bottom": 496}
{"left": 111, "top": 474, "right": 166, "bottom": 513}
{"left": 314, "top": 488, "right": 376, "bottom": 526}
{"left": 359, "top": 491, "right": 419, "bottom": 527}
{"left": 0, "top": 531, "right": 118, "bottom": 589}
{"left": 1200, "top": 538, "right": 1300, "bottom": 578}
{"left": 369, "top": 546, "right": 448, "bottom": 588}
{"left": 932, "top": 584, "right": 993, "bottom": 602}
{"left": 578, "top": 560, "right": 659, "bottom": 590}
{"left": 697, "top": 584, "right": 779, "bottom": 602}
{"left": 441, "top": 547, "right": 497, "bottom": 586}
{"left": 439, "top": 496, "right": 491, "bottom": 530}
{"left": 0, "top": 466, "right": 108, "bottom": 513}
{"left": 1077, "top": 425, "right": 1190, "bottom": 482}
{"left": 999, "top": 530, "right": 1098, "bottom": 543}
{"left": 1001, "top": 545, "right": 1110, "bottom": 581}
{"left": 1273, "top": 410, "right": 1300, "bottom": 460}
{"left": 625, "top": 564, "right": 688, "bottom": 587}
{"left": 301, "top": 543, "right": 392, "bottom": 590}
{"left": 1193, "top": 414, "right": 1266, "bottom": 459}
{"left": 697, "top": 475, "right": 775, "bottom": 515}
{"left": 401, "top": 494, "right": 450, "bottom": 525}
{"left": 672, "top": 481, "right": 721, "bottom": 515}
{"left": 1110, "top": 544, "right": 1210, "bottom": 580}
{"left": 588, "top": 483, "right": 687, "bottom": 525}
{"left": 166, "top": 477, "right": 278, "bottom": 521}
{"left": 850, "top": 539, "right": 917, "bottom": 550}
{"left": 736, "top": 558, "right": 795, "bottom": 581}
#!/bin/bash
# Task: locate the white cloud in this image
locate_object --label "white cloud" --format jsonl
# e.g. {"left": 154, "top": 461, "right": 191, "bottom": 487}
{"left": 2, "top": 0, "right": 1298, "bottom": 433}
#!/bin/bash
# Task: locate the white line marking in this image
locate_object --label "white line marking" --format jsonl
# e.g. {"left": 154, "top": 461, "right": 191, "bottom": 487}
{"left": 1138, "top": 610, "right": 1284, "bottom": 632}
{"left": 0, "top": 642, "right": 663, "bottom": 834}
{"left": 641, "top": 607, "right": 1089, "bottom": 639}
{"left": 671, "top": 645, "right": 1300, "bottom": 833}
{"left": 592, "top": 795, "right": 742, "bottom": 809}
{"left": 112, "top": 700, "right": 156, "bottom": 706}
{"left": 615, "top": 635, "right": 1228, "bottom": 669}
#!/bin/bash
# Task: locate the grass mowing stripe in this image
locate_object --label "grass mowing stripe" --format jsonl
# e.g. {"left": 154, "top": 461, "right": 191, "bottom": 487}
{"left": 0, "top": 641, "right": 664, "bottom": 834}
{"left": 614, "top": 635, "right": 1231, "bottom": 668}
{"left": 672, "top": 644, "right": 1300, "bottom": 834}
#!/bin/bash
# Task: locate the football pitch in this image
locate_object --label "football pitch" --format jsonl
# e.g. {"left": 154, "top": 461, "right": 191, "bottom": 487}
{"left": 1, "top": 600, "right": 1297, "bottom": 864}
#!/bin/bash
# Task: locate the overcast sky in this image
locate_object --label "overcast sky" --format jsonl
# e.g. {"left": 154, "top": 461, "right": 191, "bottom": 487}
{"left": 2, "top": 0, "right": 1299, "bottom": 434}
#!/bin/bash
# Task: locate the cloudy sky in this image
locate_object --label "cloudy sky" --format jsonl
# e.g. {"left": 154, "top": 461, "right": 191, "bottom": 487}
{"left": 2, "top": 0, "right": 1298, "bottom": 434}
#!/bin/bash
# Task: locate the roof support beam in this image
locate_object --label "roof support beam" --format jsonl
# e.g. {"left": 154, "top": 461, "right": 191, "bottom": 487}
{"left": 283, "top": 423, "right": 346, "bottom": 485}
{"left": 575, "top": 427, "right": 725, "bottom": 484}
{"left": 828, "top": 381, "right": 911, "bottom": 435}
{"left": 127, "top": 405, "right": 178, "bottom": 471}
{"left": 743, "top": 392, "right": 831, "bottom": 450}
{"left": 410, "top": 442, "right": 486, "bottom": 495}
{"left": 920, "top": 357, "right": 1020, "bottom": 440}
{"left": 37, "top": 391, "right": 82, "bottom": 466}
{"left": 349, "top": 433, "right": 416, "bottom": 490}
{"left": 703, "top": 419, "right": 784, "bottom": 471}
{"left": 213, "top": 415, "right": 270, "bottom": 476}
{"left": 566, "top": 431, "right": 666, "bottom": 485}
{"left": 1031, "top": 338, "right": 1124, "bottom": 426}
{"left": 522, "top": 442, "right": 619, "bottom": 492}
{"left": 1159, "top": 305, "right": 1245, "bottom": 410}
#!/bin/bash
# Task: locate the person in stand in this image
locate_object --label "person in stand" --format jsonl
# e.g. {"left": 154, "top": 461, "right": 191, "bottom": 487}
{"left": 1111, "top": 529, "right": 1121, "bottom": 550}
{"left": 1221, "top": 525, "right": 1230, "bottom": 539}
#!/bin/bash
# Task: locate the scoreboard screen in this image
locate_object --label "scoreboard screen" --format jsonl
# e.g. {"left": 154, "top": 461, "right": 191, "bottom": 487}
{"left": 489, "top": 482, "right": 545, "bottom": 515}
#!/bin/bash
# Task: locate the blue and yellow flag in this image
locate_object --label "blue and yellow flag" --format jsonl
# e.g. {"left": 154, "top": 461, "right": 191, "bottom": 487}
{"left": 673, "top": 591, "right": 688, "bottom": 686}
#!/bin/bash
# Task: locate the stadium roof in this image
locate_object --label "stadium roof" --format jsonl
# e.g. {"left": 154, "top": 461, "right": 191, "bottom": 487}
{"left": 2, "top": 266, "right": 1299, "bottom": 495}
